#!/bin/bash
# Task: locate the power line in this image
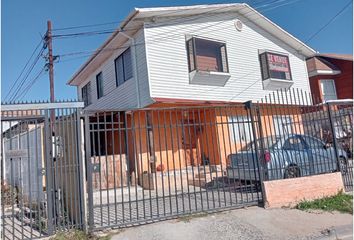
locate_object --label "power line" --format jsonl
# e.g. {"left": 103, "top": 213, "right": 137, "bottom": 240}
{"left": 17, "top": 66, "right": 47, "bottom": 101}
{"left": 8, "top": 46, "right": 46, "bottom": 102}
{"left": 229, "top": 0, "right": 352, "bottom": 102}
{"left": 52, "top": 29, "right": 117, "bottom": 39}
{"left": 50, "top": 2, "right": 259, "bottom": 33}
{"left": 50, "top": 4, "right": 203, "bottom": 32}
{"left": 56, "top": 0, "right": 304, "bottom": 63}
{"left": 52, "top": 21, "right": 121, "bottom": 31}
{"left": 51, "top": 0, "right": 288, "bottom": 39}
{"left": 4, "top": 38, "right": 44, "bottom": 101}
{"left": 303, "top": 0, "right": 352, "bottom": 44}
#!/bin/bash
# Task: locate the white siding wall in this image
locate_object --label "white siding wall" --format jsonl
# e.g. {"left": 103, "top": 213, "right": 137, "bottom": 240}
{"left": 78, "top": 29, "right": 151, "bottom": 110}
{"left": 144, "top": 12, "right": 311, "bottom": 103}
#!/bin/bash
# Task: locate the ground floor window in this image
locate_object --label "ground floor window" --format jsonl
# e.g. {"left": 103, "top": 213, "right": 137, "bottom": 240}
{"left": 229, "top": 115, "right": 254, "bottom": 143}
{"left": 273, "top": 115, "right": 293, "bottom": 136}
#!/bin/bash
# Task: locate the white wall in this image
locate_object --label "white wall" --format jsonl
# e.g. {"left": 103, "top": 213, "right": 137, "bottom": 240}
{"left": 4, "top": 125, "right": 45, "bottom": 202}
{"left": 144, "top": 12, "right": 311, "bottom": 104}
{"left": 78, "top": 29, "right": 152, "bottom": 111}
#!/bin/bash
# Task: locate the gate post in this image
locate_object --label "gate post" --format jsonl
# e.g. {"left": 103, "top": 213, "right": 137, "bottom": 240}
{"left": 244, "top": 101, "right": 266, "bottom": 205}
{"left": 84, "top": 114, "right": 94, "bottom": 230}
{"left": 76, "top": 110, "right": 87, "bottom": 231}
{"left": 326, "top": 103, "right": 340, "bottom": 171}
{"left": 44, "top": 110, "right": 54, "bottom": 234}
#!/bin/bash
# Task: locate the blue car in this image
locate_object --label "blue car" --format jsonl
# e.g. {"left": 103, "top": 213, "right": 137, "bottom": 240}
{"left": 226, "top": 134, "right": 348, "bottom": 181}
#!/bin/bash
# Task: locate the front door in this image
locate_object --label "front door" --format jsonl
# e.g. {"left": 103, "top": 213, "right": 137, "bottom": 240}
{"left": 181, "top": 118, "right": 202, "bottom": 166}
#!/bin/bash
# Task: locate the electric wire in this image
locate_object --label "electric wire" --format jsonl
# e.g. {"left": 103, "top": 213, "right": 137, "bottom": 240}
{"left": 55, "top": 0, "right": 302, "bottom": 63}
{"left": 303, "top": 0, "right": 352, "bottom": 45}
{"left": 4, "top": 38, "right": 44, "bottom": 102}
{"left": 16, "top": 66, "right": 47, "bottom": 101}
{"left": 8, "top": 46, "right": 46, "bottom": 102}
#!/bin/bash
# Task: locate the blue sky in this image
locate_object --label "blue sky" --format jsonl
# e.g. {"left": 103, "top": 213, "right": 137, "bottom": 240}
{"left": 1, "top": 0, "right": 353, "bottom": 102}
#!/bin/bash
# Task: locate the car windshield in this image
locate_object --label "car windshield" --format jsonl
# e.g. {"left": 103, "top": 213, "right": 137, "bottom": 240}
{"left": 241, "top": 136, "right": 280, "bottom": 151}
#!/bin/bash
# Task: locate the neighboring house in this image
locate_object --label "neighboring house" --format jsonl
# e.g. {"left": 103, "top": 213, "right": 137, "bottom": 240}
{"left": 1, "top": 114, "right": 79, "bottom": 220}
{"left": 67, "top": 3, "right": 317, "bottom": 185}
{"left": 306, "top": 54, "right": 353, "bottom": 103}
{"left": 306, "top": 54, "right": 353, "bottom": 153}
{"left": 2, "top": 122, "right": 46, "bottom": 203}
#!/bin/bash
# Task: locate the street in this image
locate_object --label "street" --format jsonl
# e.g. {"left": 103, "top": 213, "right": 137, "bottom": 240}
{"left": 110, "top": 207, "right": 353, "bottom": 240}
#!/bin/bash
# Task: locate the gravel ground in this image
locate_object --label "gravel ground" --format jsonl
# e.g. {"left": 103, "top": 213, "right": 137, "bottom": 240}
{"left": 109, "top": 207, "right": 352, "bottom": 240}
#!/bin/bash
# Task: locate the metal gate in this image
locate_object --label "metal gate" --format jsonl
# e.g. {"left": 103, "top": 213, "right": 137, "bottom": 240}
{"left": 84, "top": 104, "right": 263, "bottom": 231}
{"left": 2, "top": 92, "right": 351, "bottom": 237}
{"left": 328, "top": 101, "right": 353, "bottom": 192}
{"left": 1, "top": 101, "right": 85, "bottom": 239}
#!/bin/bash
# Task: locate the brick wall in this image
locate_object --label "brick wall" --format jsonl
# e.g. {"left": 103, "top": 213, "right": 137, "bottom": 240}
{"left": 262, "top": 172, "right": 344, "bottom": 208}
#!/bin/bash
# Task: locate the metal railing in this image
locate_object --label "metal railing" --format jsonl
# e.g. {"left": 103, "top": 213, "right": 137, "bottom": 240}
{"left": 1, "top": 101, "right": 85, "bottom": 240}
{"left": 1, "top": 90, "right": 352, "bottom": 238}
{"left": 84, "top": 89, "right": 353, "bottom": 230}
{"left": 84, "top": 104, "right": 263, "bottom": 230}
{"left": 258, "top": 89, "right": 352, "bottom": 190}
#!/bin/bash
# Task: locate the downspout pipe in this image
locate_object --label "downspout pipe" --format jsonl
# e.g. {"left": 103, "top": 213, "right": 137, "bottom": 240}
{"left": 119, "top": 31, "right": 141, "bottom": 108}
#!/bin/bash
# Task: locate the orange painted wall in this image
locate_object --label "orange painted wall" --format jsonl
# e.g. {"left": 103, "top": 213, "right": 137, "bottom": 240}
{"left": 105, "top": 105, "right": 304, "bottom": 176}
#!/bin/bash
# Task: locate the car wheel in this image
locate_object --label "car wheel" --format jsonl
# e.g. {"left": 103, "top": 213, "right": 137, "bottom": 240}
{"left": 339, "top": 157, "right": 348, "bottom": 173}
{"left": 284, "top": 165, "right": 300, "bottom": 179}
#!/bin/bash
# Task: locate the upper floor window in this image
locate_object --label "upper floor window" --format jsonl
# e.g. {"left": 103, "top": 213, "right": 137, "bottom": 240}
{"left": 186, "top": 37, "right": 229, "bottom": 73}
{"left": 259, "top": 51, "right": 292, "bottom": 81}
{"left": 115, "top": 48, "right": 133, "bottom": 87}
{"left": 81, "top": 82, "right": 91, "bottom": 107}
{"left": 96, "top": 72, "right": 104, "bottom": 99}
{"left": 320, "top": 79, "right": 337, "bottom": 102}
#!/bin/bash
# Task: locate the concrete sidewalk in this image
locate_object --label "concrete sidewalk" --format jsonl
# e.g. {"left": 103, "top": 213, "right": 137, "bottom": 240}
{"left": 109, "top": 207, "right": 352, "bottom": 240}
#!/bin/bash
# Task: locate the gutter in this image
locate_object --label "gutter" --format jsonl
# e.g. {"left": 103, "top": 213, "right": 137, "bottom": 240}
{"left": 119, "top": 31, "right": 141, "bottom": 108}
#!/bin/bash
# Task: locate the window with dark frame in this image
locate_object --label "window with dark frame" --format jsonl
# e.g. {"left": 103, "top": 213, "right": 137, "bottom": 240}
{"left": 96, "top": 72, "right": 104, "bottom": 99}
{"left": 259, "top": 52, "right": 292, "bottom": 81}
{"left": 114, "top": 47, "right": 133, "bottom": 87}
{"left": 81, "top": 82, "right": 91, "bottom": 107}
{"left": 186, "top": 37, "right": 229, "bottom": 73}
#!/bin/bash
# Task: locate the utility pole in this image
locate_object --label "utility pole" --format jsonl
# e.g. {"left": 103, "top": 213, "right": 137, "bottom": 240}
{"left": 46, "top": 20, "right": 55, "bottom": 104}
{"left": 45, "top": 20, "right": 59, "bottom": 228}
{"left": 45, "top": 20, "right": 56, "bottom": 133}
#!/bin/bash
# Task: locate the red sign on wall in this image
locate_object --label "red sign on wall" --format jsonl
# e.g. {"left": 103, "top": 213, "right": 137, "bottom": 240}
{"left": 267, "top": 53, "right": 290, "bottom": 72}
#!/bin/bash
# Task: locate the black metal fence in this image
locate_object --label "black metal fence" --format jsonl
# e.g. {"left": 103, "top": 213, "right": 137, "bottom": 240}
{"left": 84, "top": 105, "right": 264, "bottom": 230}
{"left": 328, "top": 102, "right": 353, "bottom": 191}
{"left": 1, "top": 90, "right": 352, "bottom": 238}
{"left": 257, "top": 89, "right": 353, "bottom": 185}
{"left": 84, "top": 88, "right": 353, "bottom": 231}
{"left": 1, "top": 101, "right": 85, "bottom": 240}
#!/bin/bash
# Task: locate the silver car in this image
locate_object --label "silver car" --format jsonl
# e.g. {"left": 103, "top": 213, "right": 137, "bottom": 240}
{"left": 226, "top": 134, "right": 348, "bottom": 181}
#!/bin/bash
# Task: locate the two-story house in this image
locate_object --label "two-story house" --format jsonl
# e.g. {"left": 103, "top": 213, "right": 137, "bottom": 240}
{"left": 68, "top": 3, "right": 316, "bottom": 185}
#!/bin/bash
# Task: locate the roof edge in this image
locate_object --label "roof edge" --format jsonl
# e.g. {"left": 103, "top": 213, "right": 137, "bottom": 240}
{"left": 242, "top": 4, "right": 316, "bottom": 57}
{"left": 67, "top": 3, "right": 318, "bottom": 86}
{"left": 67, "top": 8, "right": 140, "bottom": 86}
